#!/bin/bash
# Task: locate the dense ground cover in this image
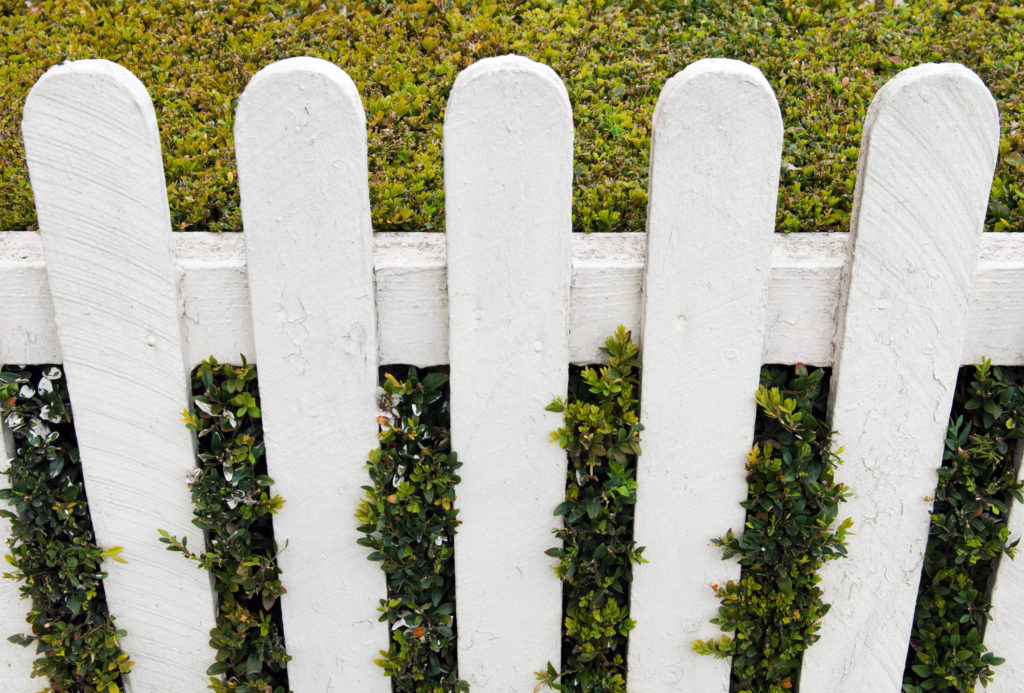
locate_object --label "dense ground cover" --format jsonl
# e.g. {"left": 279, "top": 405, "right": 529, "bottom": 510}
{"left": 1, "top": 0, "right": 1021, "bottom": 233}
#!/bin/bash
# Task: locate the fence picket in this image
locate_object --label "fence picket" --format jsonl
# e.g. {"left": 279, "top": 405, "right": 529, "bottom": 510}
{"left": 445, "top": 55, "right": 573, "bottom": 691}
{"left": 20, "top": 60, "right": 217, "bottom": 691}
{"left": 628, "top": 58, "right": 783, "bottom": 692}
{"left": 234, "top": 58, "right": 388, "bottom": 692}
{"left": 975, "top": 441, "right": 1024, "bottom": 693}
{"left": 0, "top": 423, "right": 37, "bottom": 692}
{"left": 800, "top": 64, "right": 1000, "bottom": 692}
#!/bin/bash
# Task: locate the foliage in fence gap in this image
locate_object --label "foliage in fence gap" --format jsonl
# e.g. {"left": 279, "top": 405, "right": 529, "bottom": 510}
{"left": 534, "top": 326, "right": 646, "bottom": 693}
{"left": 356, "top": 366, "right": 467, "bottom": 693}
{"left": 903, "top": 359, "right": 1024, "bottom": 692}
{"left": 161, "top": 356, "right": 290, "bottom": 693}
{"left": 693, "top": 364, "right": 851, "bottom": 693}
{"left": 0, "top": 365, "right": 132, "bottom": 693}
{"left": 2, "top": 1, "right": 1023, "bottom": 233}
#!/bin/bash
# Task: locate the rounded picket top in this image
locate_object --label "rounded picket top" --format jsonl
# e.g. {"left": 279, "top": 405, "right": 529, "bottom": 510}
{"left": 235, "top": 56, "right": 367, "bottom": 178}
{"left": 444, "top": 55, "right": 573, "bottom": 213}
{"left": 852, "top": 62, "right": 999, "bottom": 240}
{"left": 23, "top": 59, "right": 169, "bottom": 240}
{"left": 652, "top": 57, "right": 783, "bottom": 148}
{"left": 445, "top": 53, "right": 572, "bottom": 134}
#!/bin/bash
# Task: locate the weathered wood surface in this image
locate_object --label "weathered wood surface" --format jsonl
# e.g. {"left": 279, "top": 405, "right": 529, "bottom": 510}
{"left": 983, "top": 441, "right": 1024, "bottom": 693}
{"left": 234, "top": 57, "right": 388, "bottom": 692}
{"left": 800, "top": 64, "right": 1000, "bottom": 692}
{"left": 4, "top": 232, "right": 1024, "bottom": 370}
{"left": 445, "top": 55, "right": 572, "bottom": 692}
{"left": 21, "top": 59, "right": 217, "bottom": 692}
{"left": 628, "top": 58, "right": 783, "bottom": 692}
{"left": 0, "top": 423, "right": 38, "bottom": 692}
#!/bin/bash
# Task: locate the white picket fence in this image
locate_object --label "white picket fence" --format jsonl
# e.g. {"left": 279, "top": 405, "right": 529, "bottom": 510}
{"left": 0, "top": 54, "right": 1022, "bottom": 693}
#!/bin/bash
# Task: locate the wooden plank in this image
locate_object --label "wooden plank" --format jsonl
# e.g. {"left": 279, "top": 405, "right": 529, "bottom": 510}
{"left": 234, "top": 57, "right": 388, "bottom": 692}
{"left": 20, "top": 59, "right": 217, "bottom": 692}
{"left": 978, "top": 440, "right": 1024, "bottom": 693}
{"left": 5, "top": 232, "right": 1024, "bottom": 369}
{"left": 445, "top": 55, "right": 573, "bottom": 691}
{"left": 628, "top": 58, "right": 783, "bottom": 692}
{"left": 800, "top": 64, "right": 1000, "bottom": 692}
{"left": 0, "top": 421, "right": 38, "bottom": 692}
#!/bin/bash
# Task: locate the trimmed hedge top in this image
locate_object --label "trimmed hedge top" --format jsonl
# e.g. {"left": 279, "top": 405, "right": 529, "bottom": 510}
{"left": 1, "top": 0, "right": 1022, "bottom": 233}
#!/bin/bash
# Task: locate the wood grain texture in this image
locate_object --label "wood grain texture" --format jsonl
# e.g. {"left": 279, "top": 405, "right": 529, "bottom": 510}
{"left": 627, "top": 58, "right": 783, "bottom": 692}
{"left": 0, "top": 422, "right": 38, "bottom": 692}
{"left": 234, "top": 57, "right": 388, "bottom": 692}
{"left": 800, "top": 64, "right": 1000, "bottom": 692}
{"left": 21, "top": 59, "right": 217, "bottom": 692}
{"left": 981, "top": 441, "right": 1024, "bottom": 693}
{"left": 445, "top": 55, "right": 572, "bottom": 692}
{"left": 4, "top": 232, "right": 1024, "bottom": 369}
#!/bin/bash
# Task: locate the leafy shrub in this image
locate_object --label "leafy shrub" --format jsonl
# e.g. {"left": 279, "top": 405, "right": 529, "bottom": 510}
{"left": 535, "top": 326, "right": 645, "bottom": 693}
{"left": 161, "top": 356, "right": 290, "bottom": 693}
{"left": 0, "top": 365, "right": 132, "bottom": 693}
{"left": 903, "top": 359, "right": 1024, "bottom": 692}
{"left": 356, "top": 367, "right": 467, "bottom": 693}
{"left": 693, "top": 364, "right": 851, "bottom": 693}
{"left": 1, "top": 1, "right": 1022, "bottom": 233}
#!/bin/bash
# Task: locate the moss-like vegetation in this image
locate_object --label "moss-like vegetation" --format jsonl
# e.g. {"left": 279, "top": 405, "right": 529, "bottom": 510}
{"left": 1, "top": 1, "right": 1021, "bottom": 233}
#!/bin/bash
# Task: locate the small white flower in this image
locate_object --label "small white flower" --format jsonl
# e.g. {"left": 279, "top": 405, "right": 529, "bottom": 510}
{"left": 30, "top": 420, "right": 49, "bottom": 439}
{"left": 226, "top": 499, "right": 238, "bottom": 510}
{"left": 39, "top": 405, "right": 60, "bottom": 423}
{"left": 44, "top": 367, "right": 62, "bottom": 381}
{"left": 392, "top": 475, "right": 402, "bottom": 488}
{"left": 37, "top": 377, "right": 52, "bottom": 394}
{"left": 434, "top": 536, "right": 447, "bottom": 546}
{"left": 186, "top": 468, "right": 202, "bottom": 485}
{"left": 18, "top": 385, "right": 34, "bottom": 399}
{"left": 5, "top": 412, "right": 23, "bottom": 429}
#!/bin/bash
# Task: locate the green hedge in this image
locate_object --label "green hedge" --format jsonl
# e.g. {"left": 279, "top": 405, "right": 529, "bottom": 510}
{"left": 162, "top": 357, "right": 290, "bottom": 693}
{"left": 536, "top": 327, "right": 645, "bottom": 693}
{"left": 903, "top": 359, "right": 1024, "bottom": 692}
{"left": 357, "top": 367, "right": 466, "bottom": 693}
{"left": 693, "top": 365, "right": 850, "bottom": 693}
{"left": 1, "top": 1, "right": 1021, "bottom": 233}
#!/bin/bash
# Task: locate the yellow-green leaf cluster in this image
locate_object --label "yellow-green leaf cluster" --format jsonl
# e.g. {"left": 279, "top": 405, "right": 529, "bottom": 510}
{"left": 1, "top": 1, "right": 1022, "bottom": 233}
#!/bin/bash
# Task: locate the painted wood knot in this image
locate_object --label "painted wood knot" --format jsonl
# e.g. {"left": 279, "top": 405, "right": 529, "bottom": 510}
{"left": 146, "top": 334, "right": 156, "bottom": 347}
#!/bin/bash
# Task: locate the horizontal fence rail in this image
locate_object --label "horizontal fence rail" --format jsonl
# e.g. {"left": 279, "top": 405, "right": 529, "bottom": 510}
{"left": 2, "top": 231, "right": 1024, "bottom": 369}
{"left": 0, "top": 53, "right": 1022, "bottom": 693}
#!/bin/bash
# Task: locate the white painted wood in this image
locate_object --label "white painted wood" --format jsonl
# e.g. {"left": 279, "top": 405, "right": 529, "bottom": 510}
{"left": 0, "top": 420, "right": 38, "bottom": 692}
{"left": 234, "top": 57, "right": 388, "bottom": 692}
{"left": 5, "top": 232, "right": 1024, "bottom": 369}
{"left": 978, "top": 440, "right": 1024, "bottom": 687}
{"left": 800, "top": 64, "right": 1000, "bottom": 692}
{"left": 0, "top": 232, "right": 61, "bottom": 366}
{"left": 628, "top": 58, "right": 783, "bottom": 692}
{"left": 978, "top": 439, "right": 1024, "bottom": 693}
{"left": 445, "top": 55, "right": 572, "bottom": 692}
{"left": 20, "top": 59, "right": 217, "bottom": 692}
